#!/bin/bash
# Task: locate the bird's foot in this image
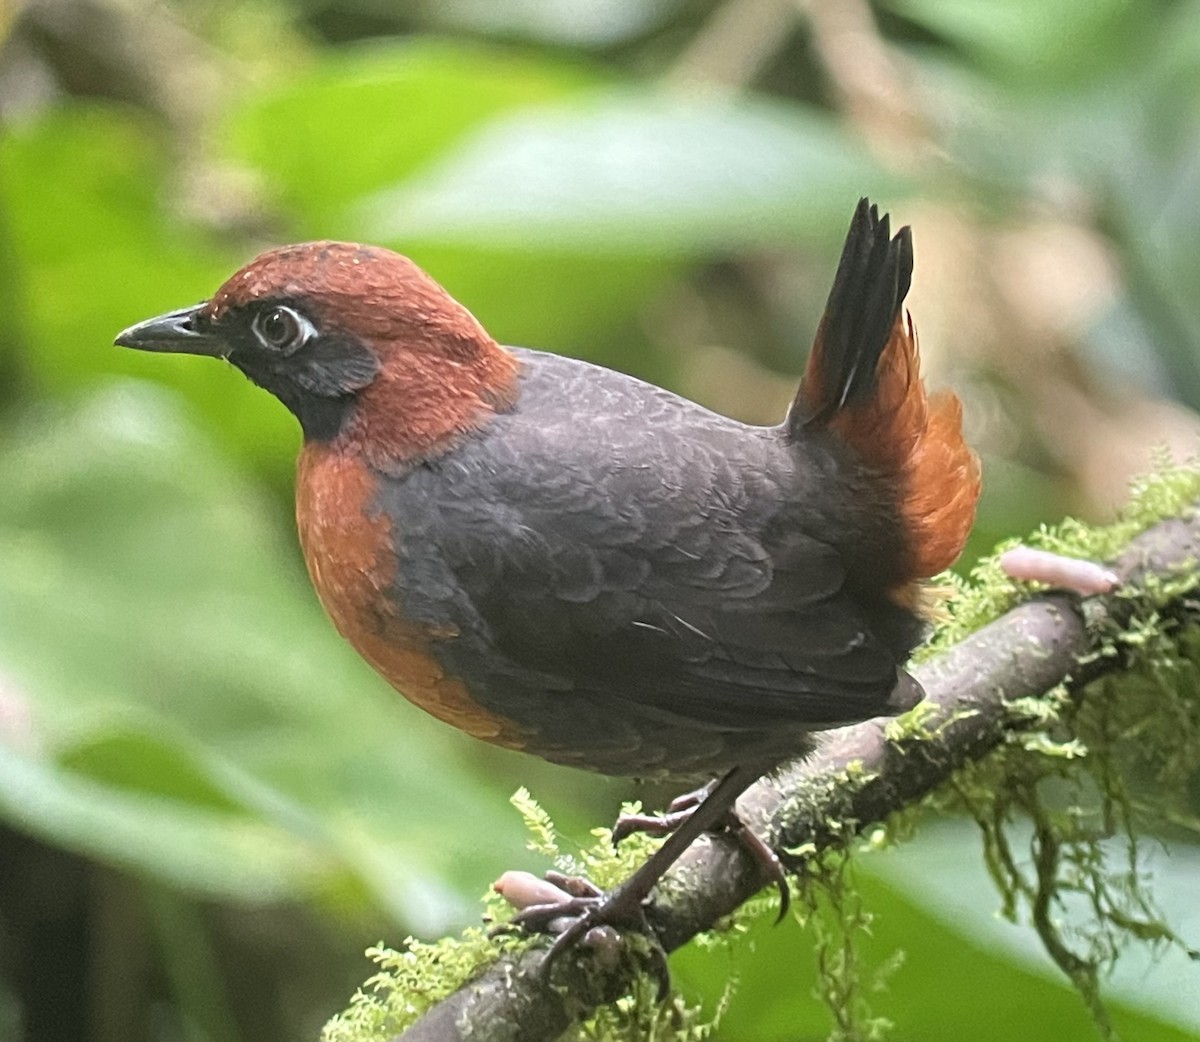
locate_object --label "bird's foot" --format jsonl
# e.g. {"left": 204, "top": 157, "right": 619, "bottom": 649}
{"left": 492, "top": 869, "right": 598, "bottom": 933}
{"left": 613, "top": 787, "right": 790, "bottom": 922}
{"left": 493, "top": 869, "right": 670, "bottom": 997}
{"left": 492, "top": 767, "right": 771, "bottom": 1000}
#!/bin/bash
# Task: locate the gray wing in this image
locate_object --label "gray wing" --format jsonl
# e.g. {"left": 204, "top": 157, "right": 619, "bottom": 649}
{"left": 377, "top": 351, "right": 920, "bottom": 771}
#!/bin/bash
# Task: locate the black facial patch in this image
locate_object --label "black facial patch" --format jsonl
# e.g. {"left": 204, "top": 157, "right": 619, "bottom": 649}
{"left": 291, "top": 332, "right": 381, "bottom": 397}
{"left": 206, "top": 299, "right": 381, "bottom": 441}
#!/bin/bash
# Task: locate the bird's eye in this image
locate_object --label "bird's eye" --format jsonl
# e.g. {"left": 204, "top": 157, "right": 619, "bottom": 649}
{"left": 252, "top": 306, "right": 312, "bottom": 354}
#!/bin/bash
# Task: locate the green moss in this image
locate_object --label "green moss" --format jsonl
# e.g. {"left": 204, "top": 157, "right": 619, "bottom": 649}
{"left": 795, "top": 849, "right": 905, "bottom": 1042}
{"left": 576, "top": 976, "right": 736, "bottom": 1042}
{"left": 324, "top": 456, "right": 1200, "bottom": 1042}
{"left": 321, "top": 789, "right": 729, "bottom": 1042}
{"left": 918, "top": 454, "right": 1200, "bottom": 1040}
{"left": 921, "top": 450, "right": 1200, "bottom": 660}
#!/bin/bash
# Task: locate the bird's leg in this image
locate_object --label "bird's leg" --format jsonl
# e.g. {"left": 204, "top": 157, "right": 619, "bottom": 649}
{"left": 509, "top": 766, "right": 773, "bottom": 992}
{"left": 613, "top": 778, "right": 790, "bottom": 921}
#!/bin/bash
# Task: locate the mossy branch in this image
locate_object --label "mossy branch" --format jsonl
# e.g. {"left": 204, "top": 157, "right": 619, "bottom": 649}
{"left": 350, "top": 477, "right": 1200, "bottom": 1042}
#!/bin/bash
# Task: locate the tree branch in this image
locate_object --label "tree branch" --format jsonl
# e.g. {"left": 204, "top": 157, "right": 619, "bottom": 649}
{"left": 393, "top": 503, "right": 1200, "bottom": 1042}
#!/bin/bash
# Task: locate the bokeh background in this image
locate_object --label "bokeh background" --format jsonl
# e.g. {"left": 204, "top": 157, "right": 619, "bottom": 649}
{"left": 1, "top": 0, "right": 1198, "bottom": 1040}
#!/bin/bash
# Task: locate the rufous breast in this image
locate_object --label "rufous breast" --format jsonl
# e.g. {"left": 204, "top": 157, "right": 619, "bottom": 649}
{"left": 294, "top": 441, "right": 527, "bottom": 748}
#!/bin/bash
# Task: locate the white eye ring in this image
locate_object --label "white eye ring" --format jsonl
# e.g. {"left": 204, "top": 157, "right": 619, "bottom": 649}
{"left": 252, "top": 306, "right": 316, "bottom": 354}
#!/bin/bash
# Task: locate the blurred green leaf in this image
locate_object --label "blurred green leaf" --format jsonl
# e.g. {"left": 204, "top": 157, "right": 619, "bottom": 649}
{"left": 0, "top": 743, "right": 323, "bottom": 901}
{"left": 359, "top": 91, "right": 897, "bottom": 254}
{"left": 60, "top": 731, "right": 250, "bottom": 814}
{"left": 879, "top": 820, "right": 1200, "bottom": 1035}
{"left": 351, "top": 85, "right": 897, "bottom": 364}
{"left": 400, "top": 246, "right": 672, "bottom": 371}
{"left": 430, "top": 0, "right": 679, "bottom": 46}
{"left": 222, "top": 39, "right": 687, "bottom": 370}
{"left": 1100, "top": 22, "right": 1200, "bottom": 412}
{"left": 672, "top": 839, "right": 1198, "bottom": 1041}
{"left": 890, "top": 0, "right": 1148, "bottom": 89}
{"left": 891, "top": 3, "right": 1200, "bottom": 412}
{"left": 0, "top": 384, "right": 527, "bottom": 927}
{"left": 222, "top": 38, "right": 603, "bottom": 234}
{"left": 0, "top": 105, "right": 296, "bottom": 479}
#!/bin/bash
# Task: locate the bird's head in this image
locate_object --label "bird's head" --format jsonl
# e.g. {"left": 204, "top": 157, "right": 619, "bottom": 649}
{"left": 115, "top": 242, "right": 519, "bottom": 461}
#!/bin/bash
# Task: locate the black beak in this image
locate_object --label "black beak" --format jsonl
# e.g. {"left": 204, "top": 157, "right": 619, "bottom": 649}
{"left": 114, "top": 304, "right": 226, "bottom": 357}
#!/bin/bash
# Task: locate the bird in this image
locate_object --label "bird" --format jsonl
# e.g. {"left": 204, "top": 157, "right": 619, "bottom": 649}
{"left": 115, "top": 198, "right": 980, "bottom": 967}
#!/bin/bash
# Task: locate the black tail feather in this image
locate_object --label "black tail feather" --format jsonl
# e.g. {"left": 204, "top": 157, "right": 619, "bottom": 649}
{"left": 788, "top": 198, "right": 913, "bottom": 435}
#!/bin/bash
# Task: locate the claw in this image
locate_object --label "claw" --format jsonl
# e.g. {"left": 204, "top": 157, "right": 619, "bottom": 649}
{"left": 544, "top": 870, "right": 603, "bottom": 899}
{"left": 535, "top": 887, "right": 671, "bottom": 998}
{"left": 613, "top": 808, "right": 692, "bottom": 843}
{"left": 496, "top": 767, "right": 776, "bottom": 1003}
{"left": 727, "top": 816, "right": 790, "bottom": 921}
{"left": 510, "top": 894, "right": 599, "bottom": 933}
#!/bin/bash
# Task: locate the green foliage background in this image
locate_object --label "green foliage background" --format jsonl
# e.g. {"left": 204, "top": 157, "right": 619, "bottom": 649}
{"left": 0, "top": 1, "right": 1197, "bottom": 1040}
